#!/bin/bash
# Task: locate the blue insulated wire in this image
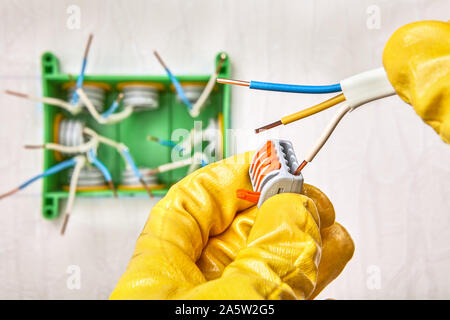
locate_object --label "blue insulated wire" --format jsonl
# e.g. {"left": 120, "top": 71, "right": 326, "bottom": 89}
{"left": 249, "top": 81, "right": 342, "bottom": 94}
{"left": 102, "top": 99, "right": 120, "bottom": 118}
{"left": 155, "top": 138, "right": 184, "bottom": 152}
{"left": 18, "top": 158, "right": 77, "bottom": 190}
{"left": 70, "top": 58, "right": 88, "bottom": 105}
{"left": 165, "top": 68, "right": 194, "bottom": 110}
{"left": 121, "top": 148, "right": 142, "bottom": 179}
{"left": 158, "top": 138, "right": 177, "bottom": 148}
{"left": 87, "top": 149, "right": 112, "bottom": 182}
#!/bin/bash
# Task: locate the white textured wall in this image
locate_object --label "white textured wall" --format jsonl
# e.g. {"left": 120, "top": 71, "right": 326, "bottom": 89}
{"left": 0, "top": 0, "right": 449, "bottom": 299}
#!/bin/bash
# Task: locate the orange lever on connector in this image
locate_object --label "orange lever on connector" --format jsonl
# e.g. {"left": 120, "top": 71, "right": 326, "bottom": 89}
{"left": 236, "top": 189, "right": 261, "bottom": 203}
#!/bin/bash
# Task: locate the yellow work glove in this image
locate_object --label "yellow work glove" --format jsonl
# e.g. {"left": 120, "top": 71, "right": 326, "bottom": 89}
{"left": 383, "top": 20, "right": 450, "bottom": 144}
{"left": 110, "top": 153, "right": 354, "bottom": 300}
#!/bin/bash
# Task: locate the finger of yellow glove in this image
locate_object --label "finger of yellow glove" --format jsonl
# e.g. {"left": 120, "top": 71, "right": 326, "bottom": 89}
{"left": 383, "top": 20, "right": 450, "bottom": 144}
{"left": 308, "top": 222, "right": 355, "bottom": 299}
{"left": 197, "top": 184, "right": 336, "bottom": 281}
{"left": 181, "top": 193, "right": 322, "bottom": 300}
{"left": 301, "top": 183, "right": 335, "bottom": 229}
{"left": 110, "top": 152, "right": 255, "bottom": 299}
{"left": 197, "top": 205, "right": 258, "bottom": 281}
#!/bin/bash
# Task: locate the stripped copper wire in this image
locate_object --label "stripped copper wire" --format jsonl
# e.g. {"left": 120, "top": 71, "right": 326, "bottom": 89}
{"left": 216, "top": 78, "right": 250, "bottom": 87}
{"left": 293, "top": 160, "right": 308, "bottom": 175}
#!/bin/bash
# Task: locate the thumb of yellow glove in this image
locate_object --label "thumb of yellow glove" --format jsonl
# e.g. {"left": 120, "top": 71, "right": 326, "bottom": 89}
{"left": 196, "top": 183, "right": 354, "bottom": 299}
{"left": 181, "top": 192, "right": 325, "bottom": 300}
{"left": 383, "top": 20, "right": 450, "bottom": 144}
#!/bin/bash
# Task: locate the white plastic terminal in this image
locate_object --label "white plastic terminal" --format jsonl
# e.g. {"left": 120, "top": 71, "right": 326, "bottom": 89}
{"left": 340, "top": 67, "right": 396, "bottom": 110}
{"left": 249, "top": 139, "right": 303, "bottom": 208}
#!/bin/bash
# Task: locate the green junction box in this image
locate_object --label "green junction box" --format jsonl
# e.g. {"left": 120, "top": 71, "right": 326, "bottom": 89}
{"left": 40, "top": 52, "right": 231, "bottom": 219}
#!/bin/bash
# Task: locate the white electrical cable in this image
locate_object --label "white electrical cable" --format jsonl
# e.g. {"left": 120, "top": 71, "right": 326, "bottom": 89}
{"left": 68, "top": 84, "right": 106, "bottom": 112}
{"left": 60, "top": 155, "right": 86, "bottom": 235}
{"left": 83, "top": 128, "right": 129, "bottom": 166}
{"left": 152, "top": 157, "right": 195, "bottom": 174}
{"left": 42, "top": 96, "right": 82, "bottom": 113}
{"left": 26, "top": 120, "right": 99, "bottom": 154}
{"left": 44, "top": 137, "right": 98, "bottom": 154}
{"left": 76, "top": 88, "right": 133, "bottom": 124}
{"left": 23, "top": 95, "right": 82, "bottom": 114}
{"left": 304, "top": 103, "right": 352, "bottom": 163}
{"left": 66, "top": 156, "right": 85, "bottom": 211}
{"left": 187, "top": 152, "right": 208, "bottom": 174}
{"left": 300, "top": 68, "right": 396, "bottom": 166}
{"left": 190, "top": 53, "right": 226, "bottom": 117}
{"left": 84, "top": 128, "right": 124, "bottom": 151}
{"left": 340, "top": 67, "right": 396, "bottom": 110}
{"left": 190, "top": 74, "right": 218, "bottom": 117}
{"left": 149, "top": 152, "right": 207, "bottom": 175}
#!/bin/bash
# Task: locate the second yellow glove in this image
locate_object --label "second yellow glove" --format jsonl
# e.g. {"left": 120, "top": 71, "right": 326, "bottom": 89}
{"left": 383, "top": 20, "right": 450, "bottom": 144}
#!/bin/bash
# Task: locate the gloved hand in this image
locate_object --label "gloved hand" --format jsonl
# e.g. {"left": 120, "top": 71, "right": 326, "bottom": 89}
{"left": 383, "top": 20, "right": 450, "bottom": 144}
{"left": 110, "top": 153, "right": 354, "bottom": 300}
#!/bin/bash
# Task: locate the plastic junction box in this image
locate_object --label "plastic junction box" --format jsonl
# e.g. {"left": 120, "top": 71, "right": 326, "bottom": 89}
{"left": 40, "top": 52, "right": 231, "bottom": 219}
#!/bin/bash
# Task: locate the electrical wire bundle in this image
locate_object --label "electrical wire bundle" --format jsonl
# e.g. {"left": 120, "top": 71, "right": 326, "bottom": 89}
{"left": 2, "top": 34, "right": 228, "bottom": 235}
{"left": 146, "top": 120, "right": 221, "bottom": 176}
{"left": 23, "top": 120, "right": 117, "bottom": 234}
{"left": 218, "top": 67, "right": 396, "bottom": 173}
{"left": 66, "top": 82, "right": 108, "bottom": 113}
{"left": 5, "top": 34, "right": 94, "bottom": 116}
{"left": 1, "top": 116, "right": 158, "bottom": 235}
{"left": 146, "top": 117, "right": 222, "bottom": 177}
{"left": 81, "top": 127, "right": 154, "bottom": 198}
{"left": 4, "top": 34, "right": 137, "bottom": 125}
{"left": 154, "top": 51, "right": 226, "bottom": 117}
{"left": 177, "top": 84, "right": 203, "bottom": 104}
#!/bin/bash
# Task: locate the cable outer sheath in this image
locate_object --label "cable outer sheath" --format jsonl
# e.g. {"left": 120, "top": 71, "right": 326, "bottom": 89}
{"left": 17, "top": 95, "right": 79, "bottom": 114}
{"left": 65, "top": 156, "right": 85, "bottom": 214}
{"left": 83, "top": 128, "right": 129, "bottom": 165}
{"left": 340, "top": 67, "right": 396, "bottom": 109}
{"left": 45, "top": 137, "right": 98, "bottom": 154}
{"left": 156, "top": 158, "right": 193, "bottom": 173}
{"left": 190, "top": 73, "right": 218, "bottom": 117}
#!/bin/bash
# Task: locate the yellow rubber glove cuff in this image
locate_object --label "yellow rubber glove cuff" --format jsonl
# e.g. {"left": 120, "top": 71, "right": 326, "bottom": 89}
{"left": 110, "top": 153, "right": 354, "bottom": 299}
{"left": 383, "top": 20, "right": 450, "bottom": 144}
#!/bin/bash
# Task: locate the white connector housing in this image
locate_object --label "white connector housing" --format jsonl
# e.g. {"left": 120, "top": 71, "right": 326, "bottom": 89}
{"left": 340, "top": 67, "right": 396, "bottom": 110}
{"left": 250, "top": 139, "right": 303, "bottom": 208}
